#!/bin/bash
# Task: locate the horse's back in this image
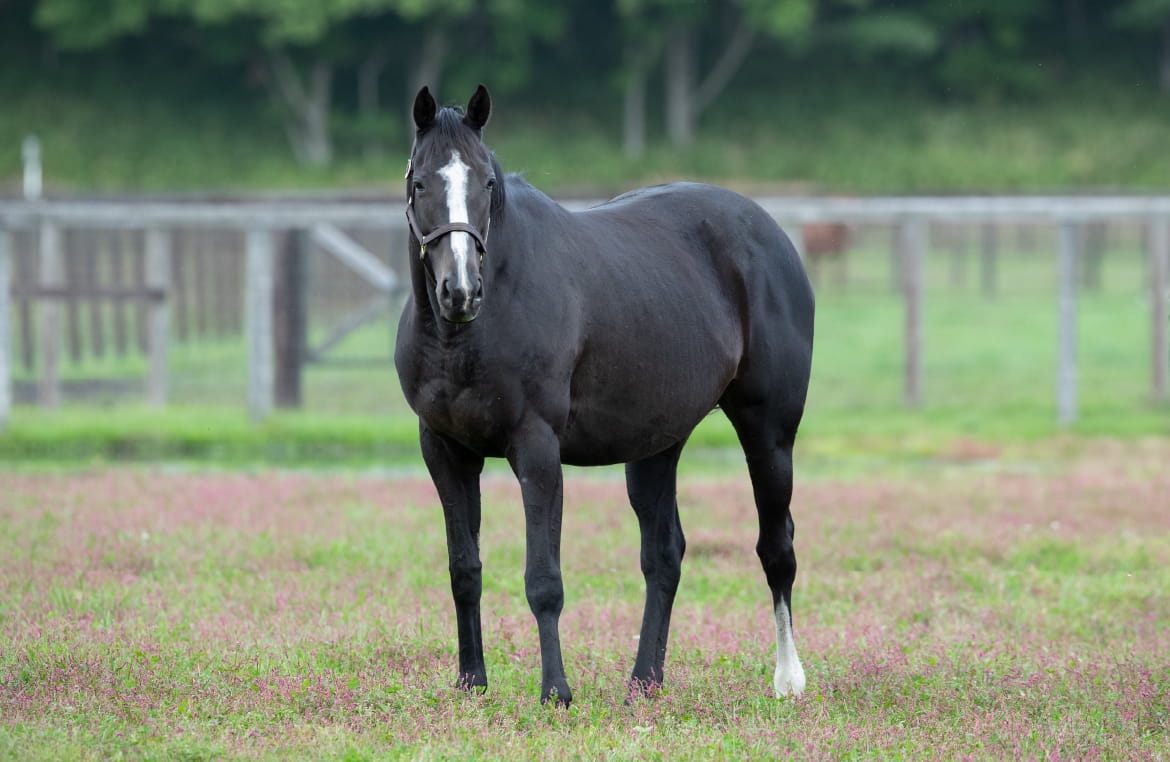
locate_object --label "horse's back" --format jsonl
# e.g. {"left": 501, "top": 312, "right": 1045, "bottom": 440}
{"left": 546, "top": 182, "right": 813, "bottom": 463}
{"left": 589, "top": 182, "right": 805, "bottom": 270}
{"left": 582, "top": 182, "right": 812, "bottom": 338}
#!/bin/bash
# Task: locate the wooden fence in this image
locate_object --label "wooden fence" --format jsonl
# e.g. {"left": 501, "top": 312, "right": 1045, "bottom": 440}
{"left": 2, "top": 228, "right": 244, "bottom": 396}
{"left": 0, "top": 195, "right": 1168, "bottom": 428}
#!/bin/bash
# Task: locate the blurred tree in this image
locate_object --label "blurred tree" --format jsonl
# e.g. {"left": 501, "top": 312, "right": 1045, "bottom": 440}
{"left": 1113, "top": 0, "right": 1170, "bottom": 91}
{"left": 815, "top": 1, "right": 939, "bottom": 61}
{"left": 30, "top": 0, "right": 483, "bottom": 165}
{"left": 11, "top": 0, "right": 1165, "bottom": 170}
{"left": 481, "top": 0, "right": 570, "bottom": 91}
{"left": 614, "top": 0, "right": 670, "bottom": 157}
{"left": 171, "top": 0, "right": 483, "bottom": 165}
{"left": 617, "top": 0, "right": 814, "bottom": 153}
{"left": 915, "top": 0, "right": 1051, "bottom": 98}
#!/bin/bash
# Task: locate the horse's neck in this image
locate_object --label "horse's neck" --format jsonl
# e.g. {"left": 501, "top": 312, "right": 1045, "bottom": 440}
{"left": 493, "top": 179, "right": 569, "bottom": 250}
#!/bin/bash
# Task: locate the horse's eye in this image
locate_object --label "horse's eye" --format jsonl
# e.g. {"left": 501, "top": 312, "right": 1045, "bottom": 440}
{"left": 413, "top": 180, "right": 426, "bottom": 195}
{"left": 486, "top": 178, "right": 496, "bottom": 191}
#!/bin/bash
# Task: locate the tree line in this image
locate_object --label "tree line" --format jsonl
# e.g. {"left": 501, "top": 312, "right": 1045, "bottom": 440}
{"left": 4, "top": 0, "right": 1169, "bottom": 165}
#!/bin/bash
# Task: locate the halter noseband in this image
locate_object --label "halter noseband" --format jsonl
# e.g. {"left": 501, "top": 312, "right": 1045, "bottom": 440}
{"left": 405, "top": 195, "right": 489, "bottom": 262}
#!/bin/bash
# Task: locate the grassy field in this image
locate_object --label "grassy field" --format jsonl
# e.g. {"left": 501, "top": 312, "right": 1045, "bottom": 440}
{"left": 3, "top": 62, "right": 1168, "bottom": 759}
{"left": 1, "top": 440, "right": 1167, "bottom": 760}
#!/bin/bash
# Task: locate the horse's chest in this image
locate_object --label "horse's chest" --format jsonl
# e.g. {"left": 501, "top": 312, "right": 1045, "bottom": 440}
{"left": 408, "top": 374, "right": 513, "bottom": 453}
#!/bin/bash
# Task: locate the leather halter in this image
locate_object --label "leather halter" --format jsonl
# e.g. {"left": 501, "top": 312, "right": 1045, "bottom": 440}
{"left": 405, "top": 195, "right": 489, "bottom": 261}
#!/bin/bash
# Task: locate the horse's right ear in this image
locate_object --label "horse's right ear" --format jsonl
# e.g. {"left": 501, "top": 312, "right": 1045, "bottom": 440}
{"left": 413, "top": 86, "right": 437, "bottom": 131}
{"left": 464, "top": 84, "right": 491, "bottom": 132}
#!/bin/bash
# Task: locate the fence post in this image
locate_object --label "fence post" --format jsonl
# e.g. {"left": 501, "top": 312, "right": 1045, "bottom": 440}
{"left": 0, "top": 227, "right": 11, "bottom": 430}
{"left": 1056, "top": 219, "right": 1080, "bottom": 426}
{"left": 274, "top": 229, "right": 308, "bottom": 408}
{"left": 899, "top": 217, "right": 925, "bottom": 408}
{"left": 980, "top": 222, "right": 998, "bottom": 298}
{"left": 37, "top": 220, "right": 63, "bottom": 408}
{"left": 948, "top": 223, "right": 968, "bottom": 290}
{"left": 1150, "top": 218, "right": 1169, "bottom": 404}
{"left": 787, "top": 223, "right": 804, "bottom": 263}
{"left": 82, "top": 232, "right": 105, "bottom": 360}
{"left": 245, "top": 227, "right": 275, "bottom": 422}
{"left": 22, "top": 136, "right": 42, "bottom": 201}
{"left": 145, "top": 228, "right": 171, "bottom": 405}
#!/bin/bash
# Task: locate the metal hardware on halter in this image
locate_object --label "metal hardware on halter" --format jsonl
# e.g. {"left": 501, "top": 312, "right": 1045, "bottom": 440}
{"left": 405, "top": 201, "right": 489, "bottom": 262}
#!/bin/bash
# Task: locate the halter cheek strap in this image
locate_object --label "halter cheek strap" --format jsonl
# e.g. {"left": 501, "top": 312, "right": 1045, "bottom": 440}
{"left": 405, "top": 199, "right": 489, "bottom": 261}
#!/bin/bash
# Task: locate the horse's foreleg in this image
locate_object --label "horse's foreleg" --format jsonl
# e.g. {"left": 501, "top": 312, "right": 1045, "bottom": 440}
{"left": 420, "top": 425, "right": 487, "bottom": 692}
{"left": 625, "top": 443, "right": 686, "bottom": 696}
{"left": 507, "top": 424, "right": 572, "bottom": 707}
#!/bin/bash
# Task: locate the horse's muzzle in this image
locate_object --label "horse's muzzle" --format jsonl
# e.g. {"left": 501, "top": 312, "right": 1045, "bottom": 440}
{"left": 438, "top": 275, "right": 484, "bottom": 323}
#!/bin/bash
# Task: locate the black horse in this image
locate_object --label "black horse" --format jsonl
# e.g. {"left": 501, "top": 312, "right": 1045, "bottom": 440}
{"left": 395, "top": 85, "right": 815, "bottom": 706}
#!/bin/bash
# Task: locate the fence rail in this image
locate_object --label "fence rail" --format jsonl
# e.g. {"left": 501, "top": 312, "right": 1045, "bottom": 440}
{"left": 1, "top": 195, "right": 1168, "bottom": 428}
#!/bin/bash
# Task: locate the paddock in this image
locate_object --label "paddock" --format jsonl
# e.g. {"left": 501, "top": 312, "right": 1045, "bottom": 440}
{"left": 0, "top": 194, "right": 1168, "bottom": 428}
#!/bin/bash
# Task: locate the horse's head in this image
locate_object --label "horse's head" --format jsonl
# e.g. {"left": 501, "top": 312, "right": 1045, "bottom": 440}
{"left": 407, "top": 84, "right": 500, "bottom": 324}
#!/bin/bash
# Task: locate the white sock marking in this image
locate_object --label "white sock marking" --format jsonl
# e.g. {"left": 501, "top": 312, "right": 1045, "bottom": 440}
{"left": 438, "top": 150, "right": 474, "bottom": 294}
{"left": 773, "top": 600, "right": 806, "bottom": 697}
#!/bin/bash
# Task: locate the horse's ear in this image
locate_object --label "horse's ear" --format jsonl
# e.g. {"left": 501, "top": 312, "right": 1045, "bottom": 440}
{"left": 413, "top": 86, "right": 437, "bottom": 131}
{"left": 465, "top": 84, "right": 491, "bottom": 132}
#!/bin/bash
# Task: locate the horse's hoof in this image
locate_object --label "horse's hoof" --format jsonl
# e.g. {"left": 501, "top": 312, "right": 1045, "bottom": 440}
{"left": 625, "top": 677, "right": 663, "bottom": 704}
{"left": 773, "top": 664, "right": 806, "bottom": 698}
{"left": 540, "top": 683, "right": 573, "bottom": 708}
{"left": 456, "top": 672, "right": 488, "bottom": 694}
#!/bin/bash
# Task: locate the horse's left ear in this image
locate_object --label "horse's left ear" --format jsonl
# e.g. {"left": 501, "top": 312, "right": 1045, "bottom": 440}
{"left": 465, "top": 84, "right": 491, "bottom": 132}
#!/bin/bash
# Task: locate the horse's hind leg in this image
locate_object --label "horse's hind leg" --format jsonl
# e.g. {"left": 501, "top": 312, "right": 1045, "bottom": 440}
{"left": 625, "top": 442, "right": 686, "bottom": 695}
{"left": 721, "top": 399, "right": 807, "bottom": 697}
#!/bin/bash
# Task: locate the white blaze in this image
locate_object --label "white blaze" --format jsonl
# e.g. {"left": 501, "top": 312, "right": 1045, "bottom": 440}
{"left": 438, "top": 150, "right": 474, "bottom": 294}
{"left": 773, "top": 600, "right": 806, "bottom": 697}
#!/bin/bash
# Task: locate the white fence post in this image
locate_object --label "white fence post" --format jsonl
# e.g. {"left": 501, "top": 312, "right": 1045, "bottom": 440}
{"left": 1056, "top": 220, "right": 1079, "bottom": 426}
{"left": 0, "top": 228, "right": 11, "bottom": 430}
{"left": 22, "top": 136, "right": 42, "bottom": 201}
{"left": 787, "top": 223, "right": 805, "bottom": 263}
{"left": 1150, "top": 218, "right": 1169, "bottom": 404}
{"left": 980, "top": 222, "right": 998, "bottom": 298}
{"left": 145, "top": 228, "right": 171, "bottom": 405}
{"left": 245, "top": 227, "right": 275, "bottom": 422}
{"left": 37, "top": 220, "right": 63, "bottom": 408}
{"left": 899, "top": 217, "right": 926, "bottom": 408}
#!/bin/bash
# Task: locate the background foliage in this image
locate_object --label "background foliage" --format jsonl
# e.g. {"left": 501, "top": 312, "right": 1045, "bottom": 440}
{"left": 3, "top": 0, "right": 1170, "bottom": 189}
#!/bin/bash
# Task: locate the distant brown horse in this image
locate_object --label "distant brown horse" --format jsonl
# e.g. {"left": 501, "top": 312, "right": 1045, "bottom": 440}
{"left": 802, "top": 222, "right": 852, "bottom": 288}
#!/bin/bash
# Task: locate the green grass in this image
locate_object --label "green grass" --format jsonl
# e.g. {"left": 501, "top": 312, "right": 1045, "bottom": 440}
{"left": 1, "top": 445, "right": 1167, "bottom": 759}
{"left": 3, "top": 76, "right": 1170, "bottom": 194}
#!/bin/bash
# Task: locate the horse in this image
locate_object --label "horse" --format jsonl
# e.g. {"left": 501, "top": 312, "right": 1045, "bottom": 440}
{"left": 802, "top": 221, "right": 853, "bottom": 289}
{"left": 394, "top": 85, "right": 815, "bottom": 706}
